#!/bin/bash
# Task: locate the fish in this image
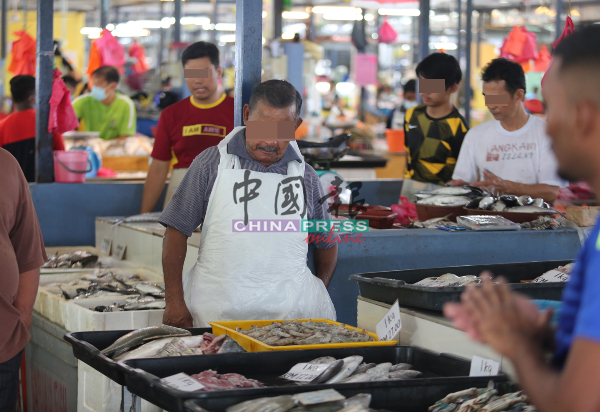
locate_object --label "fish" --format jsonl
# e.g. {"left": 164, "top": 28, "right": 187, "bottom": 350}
{"left": 388, "top": 370, "right": 422, "bottom": 380}
{"left": 310, "top": 359, "right": 344, "bottom": 384}
{"left": 364, "top": 362, "right": 392, "bottom": 380}
{"left": 226, "top": 395, "right": 296, "bottom": 412}
{"left": 110, "top": 212, "right": 163, "bottom": 225}
{"left": 479, "top": 392, "right": 528, "bottom": 412}
{"left": 309, "top": 357, "right": 337, "bottom": 365}
{"left": 217, "top": 336, "right": 246, "bottom": 353}
{"left": 517, "top": 196, "right": 534, "bottom": 206}
{"left": 390, "top": 363, "right": 412, "bottom": 371}
{"left": 133, "top": 282, "right": 164, "bottom": 295}
{"left": 506, "top": 206, "right": 555, "bottom": 214}
{"left": 489, "top": 201, "right": 507, "bottom": 212}
{"left": 499, "top": 195, "right": 519, "bottom": 207}
{"left": 101, "top": 325, "right": 191, "bottom": 358}
{"left": 418, "top": 195, "right": 472, "bottom": 207}
{"left": 43, "top": 251, "right": 99, "bottom": 269}
{"left": 325, "top": 355, "right": 363, "bottom": 384}
{"left": 114, "top": 337, "right": 175, "bottom": 361}
{"left": 420, "top": 187, "right": 473, "bottom": 196}
{"left": 532, "top": 198, "right": 544, "bottom": 207}
{"left": 353, "top": 363, "right": 376, "bottom": 375}
{"left": 478, "top": 197, "right": 495, "bottom": 210}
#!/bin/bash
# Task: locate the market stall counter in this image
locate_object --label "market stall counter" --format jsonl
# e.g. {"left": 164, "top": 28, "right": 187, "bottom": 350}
{"left": 95, "top": 218, "right": 581, "bottom": 325}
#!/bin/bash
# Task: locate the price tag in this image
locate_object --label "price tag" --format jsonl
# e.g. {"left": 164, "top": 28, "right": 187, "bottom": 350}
{"left": 532, "top": 270, "right": 570, "bottom": 283}
{"left": 281, "top": 363, "right": 329, "bottom": 382}
{"left": 114, "top": 244, "right": 127, "bottom": 260}
{"left": 376, "top": 300, "right": 402, "bottom": 342}
{"left": 294, "top": 389, "right": 345, "bottom": 405}
{"left": 161, "top": 373, "right": 205, "bottom": 392}
{"left": 469, "top": 356, "right": 500, "bottom": 377}
{"left": 100, "top": 238, "right": 112, "bottom": 255}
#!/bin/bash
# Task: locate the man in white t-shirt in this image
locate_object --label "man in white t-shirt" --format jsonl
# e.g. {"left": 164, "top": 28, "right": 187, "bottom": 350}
{"left": 449, "top": 58, "right": 566, "bottom": 201}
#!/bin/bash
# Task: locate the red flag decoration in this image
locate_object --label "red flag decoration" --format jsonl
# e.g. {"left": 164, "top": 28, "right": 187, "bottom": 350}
{"left": 534, "top": 45, "right": 551, "bottom": 72}
{"left": 542, "top": 16, "right": 575, "bottom": 86}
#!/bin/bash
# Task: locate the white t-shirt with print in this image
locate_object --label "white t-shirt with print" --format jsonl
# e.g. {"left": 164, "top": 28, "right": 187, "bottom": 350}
{"left": 452, "top": 115, "right": 567, "bottom": 187}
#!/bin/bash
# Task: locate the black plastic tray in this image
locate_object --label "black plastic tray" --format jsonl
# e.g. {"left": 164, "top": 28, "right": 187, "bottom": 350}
{"left": 350, "top": 260, "right": 571, "bottom": 311}
{"left": 122, "top": 345, "right": 508, "bottom": 412}
{"left": 63, "top": 327, "right": 212, "bottom": 385}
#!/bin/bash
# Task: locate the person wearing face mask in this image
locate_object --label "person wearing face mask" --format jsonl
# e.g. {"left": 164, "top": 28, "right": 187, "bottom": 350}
{"left": 72, "top": 66, "right": 137, "bottom": 141}
{"left": 449, "top": 58, "right": 566, "bottom": 201}
{"left": 401, "top": 53, "right": 469, "bottom": 197}
{"left": 386, "top": 79, "right": 418, "bottom": 129}
{"left": 0, "top": 75, "right": 65, "bottom": 182}
{"left": 158, "top": 80, "right": 337, "bottom": 328}
{"left": 140, "top": 42, "right": 234, "bottom": 213}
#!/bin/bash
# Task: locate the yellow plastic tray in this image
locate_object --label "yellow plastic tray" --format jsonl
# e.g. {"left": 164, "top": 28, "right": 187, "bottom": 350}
{"left": 209, "top": 319, "right": 398, "bottom": 352}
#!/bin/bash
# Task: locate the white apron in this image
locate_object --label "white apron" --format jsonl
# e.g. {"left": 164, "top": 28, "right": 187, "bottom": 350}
{"left": 183, "top": 127, "right": 336, "bottom": 327}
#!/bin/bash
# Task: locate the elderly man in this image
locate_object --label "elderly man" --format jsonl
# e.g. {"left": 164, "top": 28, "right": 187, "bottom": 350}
{"left": 159, "top": 80, "right": 337, "bottom": 328}
{"left": 444, "top": 26, "right": 600, "bottom": 411}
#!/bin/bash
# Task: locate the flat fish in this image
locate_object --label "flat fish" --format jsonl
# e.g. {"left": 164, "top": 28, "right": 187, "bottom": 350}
{"left": 325, "top": 355, "right": 363, "bottom": 384}
{"left": 506, "top": 206, "right": 555, "bottom": 214}
{"left": 114, "top": 337, "right": 175, "bottom": 362}
{"left": 101, "top": 325, "right": 191, "bottom": 358}
{"left": 423, "top": 187, "right": 473, "bottom": 196}
{"left": 418, "top": 195, "right": 472, "bottom": 207}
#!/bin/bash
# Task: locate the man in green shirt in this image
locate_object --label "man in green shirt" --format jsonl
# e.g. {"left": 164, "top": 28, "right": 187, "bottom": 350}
{"left": 72, "top": 66, "right": 137, "bottom": 140}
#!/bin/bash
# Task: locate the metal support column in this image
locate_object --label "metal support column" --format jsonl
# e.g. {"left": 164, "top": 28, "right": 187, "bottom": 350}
{"left": 477, "top": 12, "right": 483, "bottom": 68}
{"left": 234, "top": 0, "right": 263, "bottom": 127}
{"left": 457, "top": 0, "right": 462, "bottom": 65}
{"left": 35, "top": 0, "right": 54, "bottom": 182}
{"left": 555, "top": 0, "right": 563, "bottom": 41}
{"left": 464, "top": 0, "right": 473, "bottom": 127}
{"left": 418, "top": 0, "right": 430, "bottom": 62}
{"left": 158, "top": 1, "right": 165, "bottom": 69}
{"left": 174, "top": 0, "right": 182, "bottom": 43}
{"left": 273, "top": 0, "right": 283, "bottom": 39}
{"left": 307, "top": 7, "right": 315, "bottom": 42}
{"left": 100, "top": 0, "right": 109, "bottom": 28}
{"left": 1, "top": 0, "right": 6, "bottom": 60}
{"left": 210, "top": 0, "right": 219, "bottom": 43}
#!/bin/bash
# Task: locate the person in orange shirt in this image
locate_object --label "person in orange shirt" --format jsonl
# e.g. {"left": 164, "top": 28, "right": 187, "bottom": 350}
{"left": 0, "top": 75, "right": 65, "bottom": 182}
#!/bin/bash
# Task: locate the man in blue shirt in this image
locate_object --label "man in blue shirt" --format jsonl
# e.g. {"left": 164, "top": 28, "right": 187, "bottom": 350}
{"left": 444, "top": 26, "right": 600, "bottom": 412}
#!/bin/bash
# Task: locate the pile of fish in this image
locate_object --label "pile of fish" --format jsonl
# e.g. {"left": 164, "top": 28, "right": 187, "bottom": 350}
{"left": 109, "top": 212, "right": 163, "bottom": 225}
{"left": 93, "top": 295, "right": 166, "bottom": 312}
{"left": 415, "top": 186, "right": 486, "bottom": 207}
{"left": 466, "top": 195, "right": 557, "bottom": 215}
{"left": 413, "top": 274, "right": 482, "bottom": 287}
{"left": 191, "top": 370, "right": 264, "bottom": 391}
{"left": 227, "top": 392, "right": 374, "bottom": 412}
{"left": 239, "top": 321, "right": 374, "bottom": 346}
{"left": 429, "top": 387, "right": 536, "bottom": 412}
{"left": 293, "top": 356, "right": 422, "bottom": 384}
{"left": 520, "top": 216, "right": 562, "bottom": 230}
{"left": 102, "top": 326, "right": 246, "bottom": 360}
{"left": 42, "top": 251, "right": 99, "bottom": 269}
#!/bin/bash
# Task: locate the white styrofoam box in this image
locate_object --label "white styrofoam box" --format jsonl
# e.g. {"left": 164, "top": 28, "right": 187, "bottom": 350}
{"left": 78, "top": 361, "right": 162, "bottom": 412}
{"left": 64, "top": 297, "right": 164, "bottom": 332}
{"left": 34, "top": 268, "right": 164, "bottom": 330}
{"left": 42, "top": 246, "right": 137, "bottom": 274}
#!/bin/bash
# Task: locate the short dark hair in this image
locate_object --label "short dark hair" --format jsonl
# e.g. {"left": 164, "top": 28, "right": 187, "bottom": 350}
{"left": 554, "top": 25, "right": 600, "bottom": 74}
{"left": 416, "top": 53, "right": 462, "bottom": 89}
{"left": 249, "top": 80, "right": 303, "bottom": 119}
{"left": 10, "top": 75, "right": 35, "bottom": 103}
{"left": 92, "top": 66, "right": 120, "bottom": 84}
{"left": 181, "top": 41, "right": 220, "bottom": 68}
{"left": 403, "top": 79, "right": 416, "bottom": 94}
{"left": 481, "top": 58, "right": 526, "bottom": 96}
{"left": 62, "top": 75, "right": 78, "bottom": 88}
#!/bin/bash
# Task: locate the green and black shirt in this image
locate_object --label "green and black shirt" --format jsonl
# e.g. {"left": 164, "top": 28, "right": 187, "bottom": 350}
{"left": 403, "top": 104, "right": 469, "bottom": 184}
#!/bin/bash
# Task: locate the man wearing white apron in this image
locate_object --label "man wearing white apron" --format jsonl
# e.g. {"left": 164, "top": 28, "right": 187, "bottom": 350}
{"left": 158, "top": 80, "right": 337, "bottom": 327}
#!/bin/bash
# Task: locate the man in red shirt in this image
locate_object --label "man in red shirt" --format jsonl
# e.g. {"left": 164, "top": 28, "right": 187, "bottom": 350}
{"left": 0, "top": 75, "right": 65, "bottom": 182}
{"left": 141, "top": 42, "right": 234, "bottom": 213}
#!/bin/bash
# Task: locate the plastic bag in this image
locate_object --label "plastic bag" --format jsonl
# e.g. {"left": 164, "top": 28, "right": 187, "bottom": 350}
{"left": 502, "top": 26, "right": 527, "bottom": 57}
{"left": 534, "top": 45, "right": 551, "bottom": 72}
{"left": 95, "top": 29, "right": 126, "bottom": 68}
{"left": 378, "top": 19, "right": 397, "bottom": 43}
{"left": 542, "top": 16, "right": 575, "bottom": 86}
{"left": 391, "top": 197, "right": 418, "bottom": 226}
{"left": 86, "top": 40, "right": 102, "bottom": 76}
{"left": 48, "top": 68, "right": 79, "bottom": 134}
{"left": 129, "top": 41, "right": 150, "bottom": 73}
{"left": 515, "top": 28, "right": 539, "bottom": 63}
{"left": 8, "top": 31, "right": 36, "bottom": 76}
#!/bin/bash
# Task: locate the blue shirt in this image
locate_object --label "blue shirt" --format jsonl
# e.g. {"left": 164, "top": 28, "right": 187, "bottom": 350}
{"left": 554, "top": 219, "right": 600, "bottom": 367}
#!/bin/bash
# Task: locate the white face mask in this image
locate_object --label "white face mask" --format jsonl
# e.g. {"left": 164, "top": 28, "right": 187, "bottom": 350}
{"left": 403, "top": 100, "right": 419, "bottom": 109}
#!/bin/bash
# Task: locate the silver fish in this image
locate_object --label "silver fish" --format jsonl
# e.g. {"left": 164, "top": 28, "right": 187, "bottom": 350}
{"left": 422, "top": 187, "right": 473, "bottom": 196}
{"left": 532, "top": 198, "right": 544, "bottom": 207}
{"left": 122, "top": 299, "right": 166, "bottom": 311}
{"left": 310, "top": 359, "right": 344, "bottom": 384}
{"left": 388, "top": 370, "right": 422, "bottom": 380}
{"left": 353, "top": 363, "right": 376, "bottom": 375}
{"left": 390, "top": 363, "right": 412, "bottom": 372}
{"left": 217, "top": 336, "right": 246, "bottom": 353}
{"left": 489, "top": 201, "right": 507, "bottom": 212}
{"left": 517, "top": 196, "right": 534, "bottom": 206}
{"left": 101, "top": 325, "right": 191, "bottom": 358}
{"left": 325, "top": 355, "right": 363, "bottom": 384}
{"left": 506, "top": 206, "right": 555, "bottom": 214}
{"left": 478, "top": 197, "right": 495, "bottom": 210}
{"left": 418, "top": 195, "right": 472, "bottom": 207}
{"left": 308, "top": 357, "right": 337, "bottom": 365}
{"left": 133, "top": 282, "right": 164, "bottom": 294}
{"left": 226, "top": 395, "right": 296, "bottom": 412}
{"left": 114, "top": 337, "right": 175, "bottom": 361}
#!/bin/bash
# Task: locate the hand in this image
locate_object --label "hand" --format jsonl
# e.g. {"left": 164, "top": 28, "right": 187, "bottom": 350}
{"left": 163, "top": 302, "right": 193, "bottom": 328}
{"left": 458, "top": 275, "right": 553, "bottom": 356}
{"left": 447, "top": 179, "right": 469, "bottom": 186}
{"left": 471, "top": 171, "right": 515, "bottom": 196}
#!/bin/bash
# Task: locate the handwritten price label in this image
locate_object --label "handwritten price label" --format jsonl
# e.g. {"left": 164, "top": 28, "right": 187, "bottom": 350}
{"left": 532, "top": 270, "right": 570, "bottom": 283}
{"left": 114, "top": 244, "right": 127, "bottom": 260}
{"left": 281, "top": 363, "right": 329, "bottom": 382}
{"left": 161, "top": 373, "right": 205, "bottom": 392}
{"left": 469, "top": 356, "right": 500, "bottom": 377}
{"left": 376, "top": 300, "right": 402, "bottom": 342}
{"left": 100, "top": 238, "right": 112, "bottom": 255}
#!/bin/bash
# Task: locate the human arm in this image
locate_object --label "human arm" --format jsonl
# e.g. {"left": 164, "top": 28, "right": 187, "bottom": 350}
{"left": 472, "top": 170, "right": 559, "bottom": 200}
{"left": 140, "top": 159, "right": 171, "bottom": 213}
{"left": 161, "top": 226, "right": 192, "bottom": 327}
{"left": 450, "top": 129, "right": 478, "bottom": 184}
{"left": 313, "top": 245, "right": 337, "bottom": 288}
{"left": 121, "top": 98, "right": 137, "bottom": 137}
{"left": 13, "top": 268, "right": 40, "bottom": 330}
